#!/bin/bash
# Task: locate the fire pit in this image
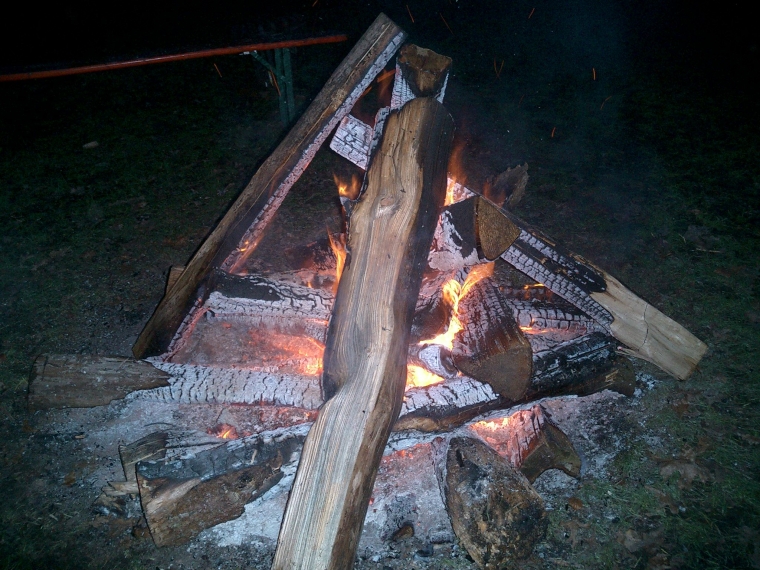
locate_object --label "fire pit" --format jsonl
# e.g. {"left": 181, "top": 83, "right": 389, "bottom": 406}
{"left": 27, "top": 14, "right": 707, "bottom": 569}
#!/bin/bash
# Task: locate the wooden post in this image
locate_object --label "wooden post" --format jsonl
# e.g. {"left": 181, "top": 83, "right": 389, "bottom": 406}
{"left": 132, "top": 14, "right": 406, "bottom": 359}
{"left": 272, "top": 97, "right": 454, "bottom": 569}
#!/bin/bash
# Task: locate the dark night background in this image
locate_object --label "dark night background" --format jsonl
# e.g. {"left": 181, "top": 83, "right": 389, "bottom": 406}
{"left": 1, "top": 1, "right": 758, "bottom": 568}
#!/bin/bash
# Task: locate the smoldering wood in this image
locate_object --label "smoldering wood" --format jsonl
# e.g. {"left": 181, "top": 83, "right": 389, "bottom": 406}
{"left": 136, "top": 428, "right": 305, "bottom": 547}
{"left": 273, "top": 97, "right": 454, "bottom": 570}
{"left": 132, "top": 14, "right": 407, "bottom": 359}
{"left": 435, "top": 436, "right": 548, "bottom": 567}
{"left": 390, "top": 44, "right": 451, "bottom": 109}
{"left": 466, "top": 404, "right": 581, "bottom": 483}
{"left": 452, "top": 277, "right": 533, "bottom": 400}
{"left": 125, "top": 405, "right": 575, "bottom": 549}
{"left": 28, "top": 354, "right": 170, "bottom": 410}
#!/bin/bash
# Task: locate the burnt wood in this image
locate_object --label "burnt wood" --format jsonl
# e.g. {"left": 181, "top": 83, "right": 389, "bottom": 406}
{"left": 272, "top": 97, "right": 454, "bottom": 570}
{"left": 136, "top": 430, "right": 304, "bottom": 547}
{"left": 28, "top": 354, "right": 170, "bottom": 410}
{"left": 132, "top": 14, "right": 407, "bottom": 359}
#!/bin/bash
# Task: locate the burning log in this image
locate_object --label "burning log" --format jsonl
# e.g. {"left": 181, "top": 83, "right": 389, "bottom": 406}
{"left": 273, "top": 97, "right": 454, "bottom": 570}
{"left": 434, "top": 436, "right": 548, "bottom": 568}
{"left": 28, "top": 354, "right": 170, "bottom": 410}
{"left": 396, "top": 332, "right": 632, "bottom": 431}
{"left": 132, "top": 14, "right": 407, "bottom": 359}
{"left": 451, "top": 271, "right": 533, "bottom": 400}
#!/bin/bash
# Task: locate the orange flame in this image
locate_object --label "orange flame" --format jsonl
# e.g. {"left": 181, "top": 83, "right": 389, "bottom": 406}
{"left": 333, "top": 173, "right": 361, "bottom": 201}
{"left": 445, "top": 142, "right": 467, "bottom": 206}
{"left": 209, "top": 423, "right": 239, "bottom": 440}
{"left": 405, "top": 365, "right": 444, "bottom": 390}
{"left": 419, "top": 263, "right": 494, "bottom": 350}
{"left": 327, "top": 231, "right": 347, "bottom": 294}
{"left": 472, "top": 416, "right": 512, "bottom": 432}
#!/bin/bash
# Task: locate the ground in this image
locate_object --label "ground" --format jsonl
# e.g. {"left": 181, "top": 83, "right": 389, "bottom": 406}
{"left": 1, "top": 2, "right": 759, "bottom": 568}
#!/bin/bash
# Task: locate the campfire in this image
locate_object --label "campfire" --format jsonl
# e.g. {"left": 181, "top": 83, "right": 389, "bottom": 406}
{"left": 28, "top": 14, "right": 707, "bottom": 569}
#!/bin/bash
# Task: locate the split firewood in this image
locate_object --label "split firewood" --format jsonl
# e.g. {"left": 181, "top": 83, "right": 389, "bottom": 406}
{"left": 28, "top": 354, "right": 170, "bottom": 410}
{"left": 272, "top": 97, "right": 454, "bottom": 570}
{"left": 451, "top": 272, "right": 533, "bottom": 400}
{"left": 132, "top": 14, "right": 407, "bottom": 359}
{"left": 433, "top": 436, "right": 548, "bottom": 568}
{"left": 136, "top": 428, "right": 304, "bottom": 547}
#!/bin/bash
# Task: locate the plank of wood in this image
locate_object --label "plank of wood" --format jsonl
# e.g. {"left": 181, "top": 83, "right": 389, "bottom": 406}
{"left": 28, "top": 354, "right": 170, "bottom": 410}
{"left": 272, "top": 97, "right": 454, "bottom": 570}
{"left": 132, "top": 14, "right": 407, "bottom": 359}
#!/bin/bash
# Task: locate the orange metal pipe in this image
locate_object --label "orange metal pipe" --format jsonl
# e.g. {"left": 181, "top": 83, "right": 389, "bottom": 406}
{"left": 0, "top": 35, "right": 348, "bottom": 82}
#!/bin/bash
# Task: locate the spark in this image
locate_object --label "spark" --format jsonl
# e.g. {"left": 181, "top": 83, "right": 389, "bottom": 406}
{"left": 439, "top": 13, "right": 453, "bottom": 34}
{"left": 213, "top": 63, "right": 222, "bottom": 78}
{"left": 600, "top": 95, "right": 612, "bottom": 110}
{"left": 406, "top": 4, "right": 415, "bottom": 23}
{"left": 592, "top": 67, "right": 596, "bottom": 80}
{"left": 528, "top": 7, "right": 535, "bottom": 18}
{"left": 551, "top": 126, "right": 556, "bottom": 138}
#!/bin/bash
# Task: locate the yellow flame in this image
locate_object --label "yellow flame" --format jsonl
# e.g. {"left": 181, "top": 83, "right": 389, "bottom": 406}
{"left": 333, "top": 173, "right": 361, "bottom": 200}
{"left": 472, "top": 416, "right": 512, "bottom": 431}
{"left": 327, "top": 231, "right": 346, "bottom": 294}
{"left": 405, "top": 365, "right": 445, "bottom": 390}
{"left": 419, "top": 263, "right": 494, "bottom": 350}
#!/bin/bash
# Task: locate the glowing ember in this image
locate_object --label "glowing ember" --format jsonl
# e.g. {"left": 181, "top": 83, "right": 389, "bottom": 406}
{"left": 419, "top": 263, "right": 495, "bottom": 350}
{"left": 472, "top": 416, "right": 512, "bottom": 432}
{"left": 209, "top": 423, "right": 239, "bottom": 440}
{"left": 522, "top": 283, "right": 546, "bottom": 289}
{"left": 405, "top": 365, "right": 444, "bottom": 390}
{"left": 519, "top": 325, "right": 553, "bottom": 335}
{"left": 333, "top": 173, "right": 361, "bottom": 201}
{"left": 327, "top": 231, "right": 347, "bottom": 293}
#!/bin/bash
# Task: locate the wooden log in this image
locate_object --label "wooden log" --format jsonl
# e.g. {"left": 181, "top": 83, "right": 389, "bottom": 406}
{"left": 272, "top": 97, "right": 454, "bottom": 570}
{"left": 28, "top": 354, "right": 170, "bottom": 410}
{"left": 484, "top": 163, "right": 529, "bottom": 209}
{"left": 132, "top": 14, "right": 407, "bottom": 359}
{"left": 390, "top": 44, "right": 452, "bottom": 109}
{"left": 165, "top": 265, "right": 185, "bottom": 295}
{"left": 136, "top": 428, "right": 305, "bottom": 547}
{"left": 452, "top": 276, "right": 533, "bottom": 400}
{"left": 434, "top": 436, "right": 548, "bottom": 567}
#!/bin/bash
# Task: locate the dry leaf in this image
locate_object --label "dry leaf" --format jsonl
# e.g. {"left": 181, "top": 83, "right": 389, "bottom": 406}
{"left": 567, "top": 496, "right": 584, "bottom": 510}
{"left": 659, "top": 459, "right": 710, "bottom": 489}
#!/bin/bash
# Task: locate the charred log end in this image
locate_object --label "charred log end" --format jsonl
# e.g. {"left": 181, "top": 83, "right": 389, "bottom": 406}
{"left": 454, "top": 350, "right": 533, "bottom": 401}
{"left": 443, "top": 437, "right": 547, "bottom": 566}
{"left": 519, "top": 420, "right": 582, "bottom": 483}
{"left": 476, "top": 197, "right": 521, "bottom": 261}
{"left": 398, "top": 44, "right": 452, "bottom": 97}
{"left": 119, "top": 431, "right": 168, "bottom": 481}
{"left": 28, "top": 354, "right": 170, "bottom": 411}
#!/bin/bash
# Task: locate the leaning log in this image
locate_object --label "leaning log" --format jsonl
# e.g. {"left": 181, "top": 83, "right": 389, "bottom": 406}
{"left": 132, "top": 14, "right": 407, "bottom": 359}
{"left": 272, "top": 97, "right": 454, "bottom": 570}
{"left": 28, "top": 354, "right": 170, "bottom": 410}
